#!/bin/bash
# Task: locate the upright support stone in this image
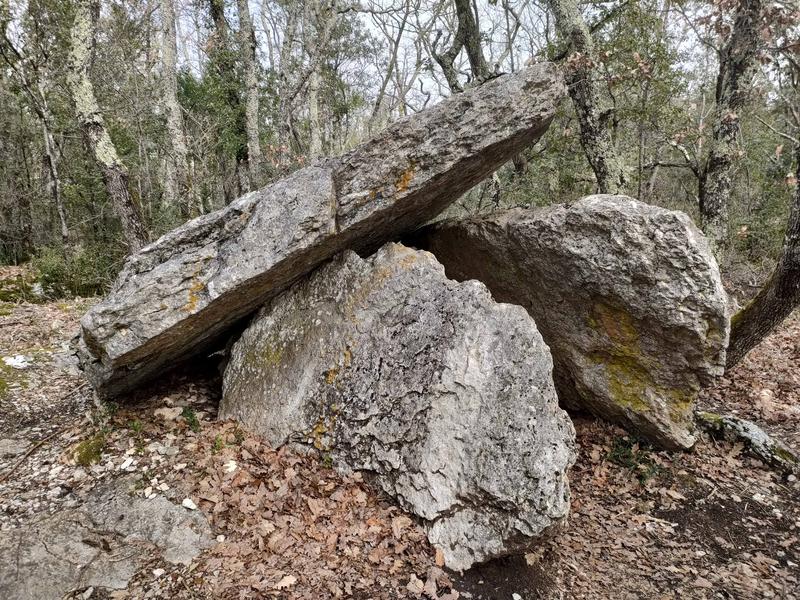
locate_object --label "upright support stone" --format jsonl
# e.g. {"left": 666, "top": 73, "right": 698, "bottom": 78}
{"left": 78, "top": 64, "right": 565, "bottom": 398}
{"left": 220, "top": 244, "right": 576, "bottom": 570}
{"left": 415, "top": 195, "right": 730, "bottom": 449}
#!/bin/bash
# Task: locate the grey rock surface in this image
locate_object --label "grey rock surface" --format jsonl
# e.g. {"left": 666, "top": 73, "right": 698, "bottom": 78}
{"left": 78, "top": 64, "right": 565, "bottom": 398}
{"left": 0, "top": 437, "right": 28, "bottom": 458}
{"left": 220, "top": 243, "right": 576, "bottom": 571}
{"left": 0, "top": 477, "right": 212, "bottom": 599}
{"left": 697, "top": 412, "right": 799, "bottom": 474}
{"left": 415, "top": 195, "right": 729, "bottom": 450}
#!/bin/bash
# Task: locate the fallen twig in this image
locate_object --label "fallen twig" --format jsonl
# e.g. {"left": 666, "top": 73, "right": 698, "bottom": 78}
{"left": 0, "top": 381, "right": 89, "bottom": 483}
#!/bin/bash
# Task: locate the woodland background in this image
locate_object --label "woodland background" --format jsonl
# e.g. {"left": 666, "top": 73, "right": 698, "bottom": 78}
{"left": 0, "top": 0, "right": 798, "bottom": 302}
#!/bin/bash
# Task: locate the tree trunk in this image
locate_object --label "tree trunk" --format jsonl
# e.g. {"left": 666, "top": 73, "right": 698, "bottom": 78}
{"left": 699, "top": 0, "right": 763, "bottom": 254}
{"left": 0, "top": 12, "right": 70, "bottom": 251}
{"left": 67, "top": 0, "right": 148, "bottom": 252}
{"left": 161, "top": 0, "right": 191, "bottom": 216}
{"left": 432, "top": 0, "right": 490, "bottom": 93}
{"left": 727, "top": 144, "right": 800, "bottom": 368}
{"left": 545, "top": 0, "right": 627, "bottom": 194}
{"left": 42, "top": 120, "right": 69, "bottom": 249}
{"left": 34, "top": 77, "right": 69, "bottom": 250}
{"left": 237, "top": 0, "right": 262, "bottom": 188}
{"left": 456, "top": 0, "right": 489, "bottom": 81}
{"left": 308, "top": 68, "right": 322, "bottom": 159}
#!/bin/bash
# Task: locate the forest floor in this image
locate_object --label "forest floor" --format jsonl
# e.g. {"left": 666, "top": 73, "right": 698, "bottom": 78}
{"left": 0, "top": 273, "right": 798, "bottom": 599}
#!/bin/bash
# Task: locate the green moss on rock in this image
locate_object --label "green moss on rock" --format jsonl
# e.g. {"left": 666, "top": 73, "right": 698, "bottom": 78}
{"left": 74, "top": 434, "right": 105, "bottom": 466}
{"left": 587, "top": 301, "right": 695, "bottom": 425}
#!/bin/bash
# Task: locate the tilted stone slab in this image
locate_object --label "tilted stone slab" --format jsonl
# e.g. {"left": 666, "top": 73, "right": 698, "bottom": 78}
{"left": 220, "top": 244, "right": 576, "bottom": 570}
{"left": 77, "top": 64, "right": 565, "bottom": 398}
{"left": 414, "top": 195, "right": 729, "bottom": 449}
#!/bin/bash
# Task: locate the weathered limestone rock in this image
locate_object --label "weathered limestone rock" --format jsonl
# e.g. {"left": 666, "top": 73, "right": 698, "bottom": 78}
{"left": 0, "top": 477, "right": 212, "bottom": 599}
{"left": 78, "top": 64, "right": 565, "bottom": 398}
{"left": 697, "top": 412, "right": 800, "bottom": 474}
{"left": 415, "top": 195, "right": 729, "bottom": 450}
{"left": 220, "top": 244, "right": 576, "bottom": 570}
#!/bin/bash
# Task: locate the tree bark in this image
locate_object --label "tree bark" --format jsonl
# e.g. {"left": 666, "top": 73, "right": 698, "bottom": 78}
{"left": 0, "top": 10, "right": 70, "bottom": 250}
{"left": 545, "top": 0, "right": 627, "bottom": 194}
{"left": 67, "top": 0, "right": 148, "bottom": 252}
{"left": 727, "top": 144, "right": 800, "bottom": 368}
{"left": 308, "top": 68, "right": 323, "bottom": 159}
{"left": 432, "top": 0, "right": 490, "bottom": 93}
{"left": 41, "top": 119, "right": 69, "bottom": 249}
{"left": 161, "top": 0, "right": 191, "bottom": 216}
{"left": 699, "top": 0, "right": 763, "bottom": 254}
{"left": 457, "top": 0, "right": 489, "bottom": 81}
{"left": 237, "top": 0, "right": 262, "bottom": 188}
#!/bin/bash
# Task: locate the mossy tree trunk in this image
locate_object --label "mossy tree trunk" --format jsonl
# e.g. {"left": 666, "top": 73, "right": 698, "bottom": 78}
{"left": 727, "top": 143, "right": 800, "bottom": 368}
{"left": 67, "top": 0, "right": 148, "bottom": 252}
{"left": 432, "top": 0, "right": 490, "bottom": 93}
{"left": 698, "top": 0, "right": 763, "bottom": 255}
{"left": 0, "top": 8, "right": 70, "bottom": 252}
{"left": 237, "top": 0, "right": 262, "bottom": 188}
{"left": 161, "top": 0, "right": 193, "bottom": 217}
{"left": 544, "top": 0, "right": 627, "bottom": 195}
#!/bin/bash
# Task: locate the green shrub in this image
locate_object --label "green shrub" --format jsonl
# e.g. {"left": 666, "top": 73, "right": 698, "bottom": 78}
{"left": 33, "top": 245, "right": 123, "bottom": 298}
{"left": 607, "top": 435, "right": 661, "bottom": 484}
{"left": 0, "top": 272, "right": 41, "bottom": 303}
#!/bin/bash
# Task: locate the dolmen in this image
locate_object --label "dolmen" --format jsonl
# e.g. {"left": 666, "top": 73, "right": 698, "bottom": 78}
{"left": 76, "top": 65, "right": 730, "bottom": 571}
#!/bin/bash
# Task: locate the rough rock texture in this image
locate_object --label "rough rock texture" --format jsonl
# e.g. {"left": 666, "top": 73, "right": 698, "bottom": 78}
{"left": 0, "top": 477, "right": 212, "bottom": 599}
{"left": 220, "top": 243, "right": 576, "bottom": 571}
{"left": 0, "top": 437, "right": 28, "bottom": 458}
{"left": 697, "top": 412, "right": 800, "bottom": 474}
{"left": 78, "top": 64, "right": 565, "bottom": 399}
{"left": 415, "top": 195, "right": 729, "bottom": 450}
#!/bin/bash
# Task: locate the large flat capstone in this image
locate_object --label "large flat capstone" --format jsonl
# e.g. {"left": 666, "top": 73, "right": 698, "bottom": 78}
{"left": 77, "top": 64, "right": 565, "bottom": 398}
{"left": 220, "top": 243, "right": 576, "bottom": 571}
{"left": 414, "top": 195, "right": 729, "bottom": 449}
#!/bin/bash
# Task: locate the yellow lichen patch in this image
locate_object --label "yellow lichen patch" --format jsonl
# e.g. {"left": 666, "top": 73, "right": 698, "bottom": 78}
{"left": 587, "top": 301, "right": 696, "bottom": 424}
{"left": 311, "top": 420, "right": 328, "bottom": 450}
{"left": 666, "top": 389, "right": 694, "bottom": 424}
{"left": 262, "top": 345, "right": 283, "bottom": 367}
{"left": 243, "top": 341, "right": 284, "bottom": 370}
{"left": 343, "top": 348, "right": 352, "bottom": 369}
{"left": 310, "top": 408, "right": 339, "bottom": 451}
{"left": 324, "top": 367, "right": 339, "bottom": 385}
{"left": 182, "top": 278, "right": 205, "bottom": 314}
{"left": 589, "top": 302, "right": 639, "bottom": 346}
{"left": 599, "top": 354, "right": 652, "bottom": 414}
{"left": 395, "top": 166, "right": 415, "bottom": 193}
